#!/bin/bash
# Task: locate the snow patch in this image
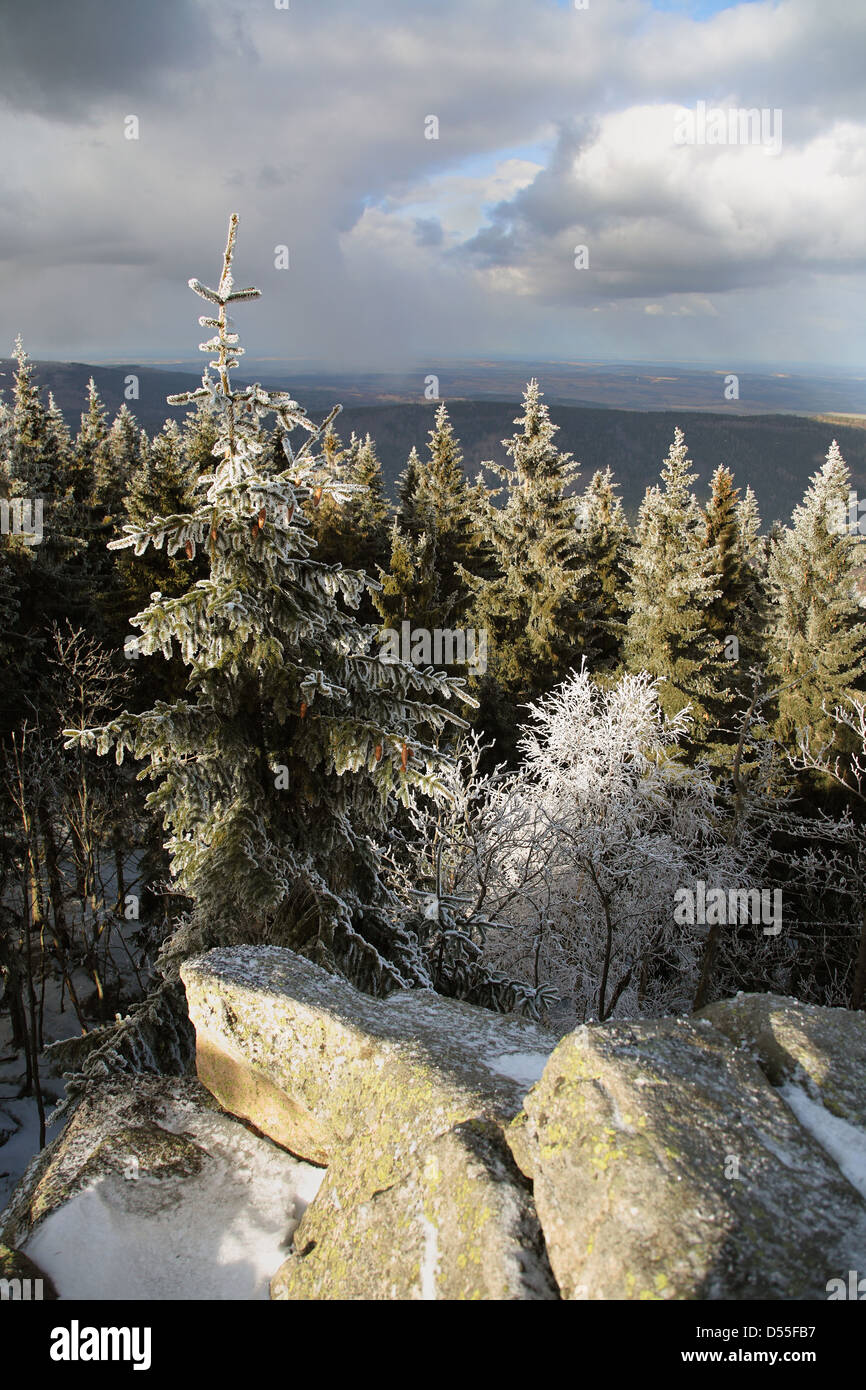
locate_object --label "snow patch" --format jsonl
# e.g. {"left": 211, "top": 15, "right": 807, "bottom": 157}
{"left": 486, "top": 1050, "right": 551, "bottom": 1087}
{"left": 419, "top": 1216, "right": 439, "bottom": 1301}
{"left": 22, "top": 1106, "right": 324, "bottom": 1301}
{"left": 779, "top": 1082, "right": 866, "bottom": 1203}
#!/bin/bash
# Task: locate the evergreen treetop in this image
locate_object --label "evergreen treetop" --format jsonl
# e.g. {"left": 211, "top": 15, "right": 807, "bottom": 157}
{"left": 624, "top": 428, "right": 721, "bottom": 730}
{"left": 69, "top": 215, "right": 473, "bottom": 995}
{"left": 463, "top": 380, "right": 594, "bottom": 706}
{"left": 767, "top": 440, "right": 866, "bottom": 748}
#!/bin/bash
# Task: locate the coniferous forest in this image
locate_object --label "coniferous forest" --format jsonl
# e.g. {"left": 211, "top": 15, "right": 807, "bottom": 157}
{"left": 2, "top": 212, "right": 865, "bottom": 1155}
{"left": 5, "top": 0, "right": 866, "bottom": 1331}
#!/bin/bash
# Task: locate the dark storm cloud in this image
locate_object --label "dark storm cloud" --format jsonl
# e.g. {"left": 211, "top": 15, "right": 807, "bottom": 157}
{"left": 0, "top": 0, "right": 216, "bottom": 119}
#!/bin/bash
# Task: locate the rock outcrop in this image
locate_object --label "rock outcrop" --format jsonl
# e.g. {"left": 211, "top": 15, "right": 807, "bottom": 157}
{"left": 181, "top": 946, "right": 559, "bottom": 1300}
{"left": 273, "top": 1118, "right": 557, "bottom": 1300}
{"left": 5, "top": 949, "right": 865, "bottom": 1302}
{"left": 1, "top": 1075, "right": 323, "bottom": 1300}
{"left": 697, "top": 992, "right": 866, "bottom": 1126}
{"left": 0, "top": 1077, "right": 213, "bottom": 1252}
{"left": 508, "top": 1013, "right": 866, "bottom": 1300}
{"left": 182, "top": 952, "right": 866, "bottom": 1302}
{"left": 180, "top": 946, "right": 555, "bottom": 1171}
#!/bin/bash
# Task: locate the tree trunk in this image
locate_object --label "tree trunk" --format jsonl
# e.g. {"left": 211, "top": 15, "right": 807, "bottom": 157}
{"left": 37, "top": 801, "right": 88, "bottom": 1032}
{"left": 692, "top": 923, "right": 721, "bottom": 1012}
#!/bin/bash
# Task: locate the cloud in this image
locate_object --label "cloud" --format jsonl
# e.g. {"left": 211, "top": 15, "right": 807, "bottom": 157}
{"left": 413, "top": 219, "right": 444, "bottom": 248}
{"left": 456, "top": 107, "right": 866, "bottom": 306}
{"left": 0, "top": 0, "right": 217, "bottom": 121}
{"left": 0, "top": 0, "right": 863, "bottom": 369}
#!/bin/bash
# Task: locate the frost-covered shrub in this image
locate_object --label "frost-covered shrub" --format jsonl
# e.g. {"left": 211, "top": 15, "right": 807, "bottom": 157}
{"left": 473, "top": 667, "right": 743, "bottom": 1019}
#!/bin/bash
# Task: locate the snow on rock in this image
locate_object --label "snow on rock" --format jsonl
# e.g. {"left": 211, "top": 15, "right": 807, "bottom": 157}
{"left": 486, "top": 1051, "right": 551, "bottom": 1088}
{"left": 697, "top": 992, "right": 866, "bottom": 1128}
{"left": 779, "top": 1082, "right": 866, "bottom": 1205}
{"left": 3, "top": 1076, "right": 323, "bottom": 1301}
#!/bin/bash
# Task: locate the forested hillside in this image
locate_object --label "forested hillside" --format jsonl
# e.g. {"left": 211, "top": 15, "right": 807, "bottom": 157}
{"left": 5, "top": 359, "right": 866, "bottom": 527}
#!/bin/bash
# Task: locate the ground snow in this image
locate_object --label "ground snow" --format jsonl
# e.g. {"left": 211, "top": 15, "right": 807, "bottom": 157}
{"left": 22, "top": 1106, "right": 324, "bottom": 1301}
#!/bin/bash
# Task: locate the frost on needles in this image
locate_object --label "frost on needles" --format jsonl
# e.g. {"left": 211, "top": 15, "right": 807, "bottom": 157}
{"left": 64, "top": 214, "right": 501, "bottom": 1001}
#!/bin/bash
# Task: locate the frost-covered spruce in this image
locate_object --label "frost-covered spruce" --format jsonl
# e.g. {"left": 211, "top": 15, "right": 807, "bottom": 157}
{"left": 624, "top": 427, "right": 721, "bottom": 731}
{"left": 67, "top": 215, "right": 473, "bottom": 996}
{"left": 462, "top": 380, "right": 596, "bottom": 703}
{"left": 767, "top": 440, "right": 866, "bottom": 750}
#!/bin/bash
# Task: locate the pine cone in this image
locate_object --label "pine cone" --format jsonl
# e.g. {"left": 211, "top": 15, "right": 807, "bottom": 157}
{"left": 401, "top": 743, "right": 408, "bottom": 771}
{"left": 185, "top": 539, "right": 194, "bottom": 559}
{"left": 312, "top": 485, "right": 323, "bottom": 508}
{"left": 374, "top": 743, "right": 383, "bottom": 762}
{"left": 299, "top": 701, "right": 307, "bottom": 719}
{"left": 258, "top": 507, "right": 266, "bottom": 529}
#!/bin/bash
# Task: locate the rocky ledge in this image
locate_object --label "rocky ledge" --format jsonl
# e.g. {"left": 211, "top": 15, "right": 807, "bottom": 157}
{"left": 2, "top": 947, "right": 864, "bottom": 1301}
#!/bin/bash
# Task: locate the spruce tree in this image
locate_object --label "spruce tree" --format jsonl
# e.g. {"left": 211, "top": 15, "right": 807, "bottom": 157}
{"left": 71, "top": 215, "right": 471, "bottom": 995}
{"left": 71, "top": 377, "right": 110, "bottom": 507}
{"left": 181, "top": 396, "right": 220, "bottom": 477}
{"left": 704, "top": 466, "right": 744, "bottom": 641}
{"left": 124, "top": 421, "right": 195, "bottom": 531}
{"left": 308, "top": 431, "right": 390, "bottom": 578}
{"left": 44, "top": 390, "right": 86, "bottom": 572}
{"left": 766, "top": 441, "right": 866, "bottom": 748}
{"left": 0, "top": 346, "right": 89, "bottom": 721}
{"left": 5, "top": 339, "right": 54, "bottom": 495}
{"left": 374, "top": 521, "right": 445, "bottom": 634}
{"left": 575, "top": 466, "right": 631, "bottom": 673}
{"left": 698, "top": 464, "right": 754, "bottom": 757}
{"left": 116, "top": 420, "right": 198, "bottom": 616}
{"left": 412, "top": 404, "right": 479, "bottom": 621}
{"left": 97, "top": 404, "right": 142, "bottom": 522}
{"left": 82, "top": 404, "right": 144, "bottom": 638}
{"left": 623, "top": 428, "right": 720, "bottom": 731}
{"left": 343, "top": 433, "right": 390, "bottom": 575}
{"left": 296, "top": 422, "right": 351, "bottom": 567}
{"left": 464, "top": 380, "right": 592, "bottom": 703}
{"left": 46, "top": 392, "right": 73, "bottom": 473}
{"left": 396, "top": 445, "right": 422, "bottom": 534}
{"left": 733, "top": 485, "right": 770, "bottom": 665}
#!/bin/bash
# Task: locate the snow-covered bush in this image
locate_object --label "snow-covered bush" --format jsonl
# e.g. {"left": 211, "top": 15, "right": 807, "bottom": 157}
{"left": 470, "top": 666, "right": 744, "bottom": 1020}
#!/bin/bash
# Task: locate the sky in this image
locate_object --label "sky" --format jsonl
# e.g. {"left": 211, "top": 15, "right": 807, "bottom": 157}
{"left": 0, "top": 0, "right": 863, "bottom": 373}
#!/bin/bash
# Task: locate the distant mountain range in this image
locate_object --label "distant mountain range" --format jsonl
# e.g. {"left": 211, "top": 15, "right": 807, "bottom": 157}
{"left": 80, "top": 357, "right": 866, "bottom": 416}
{"left": 3, "top": 358, "right": 866, "bottom": 527}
